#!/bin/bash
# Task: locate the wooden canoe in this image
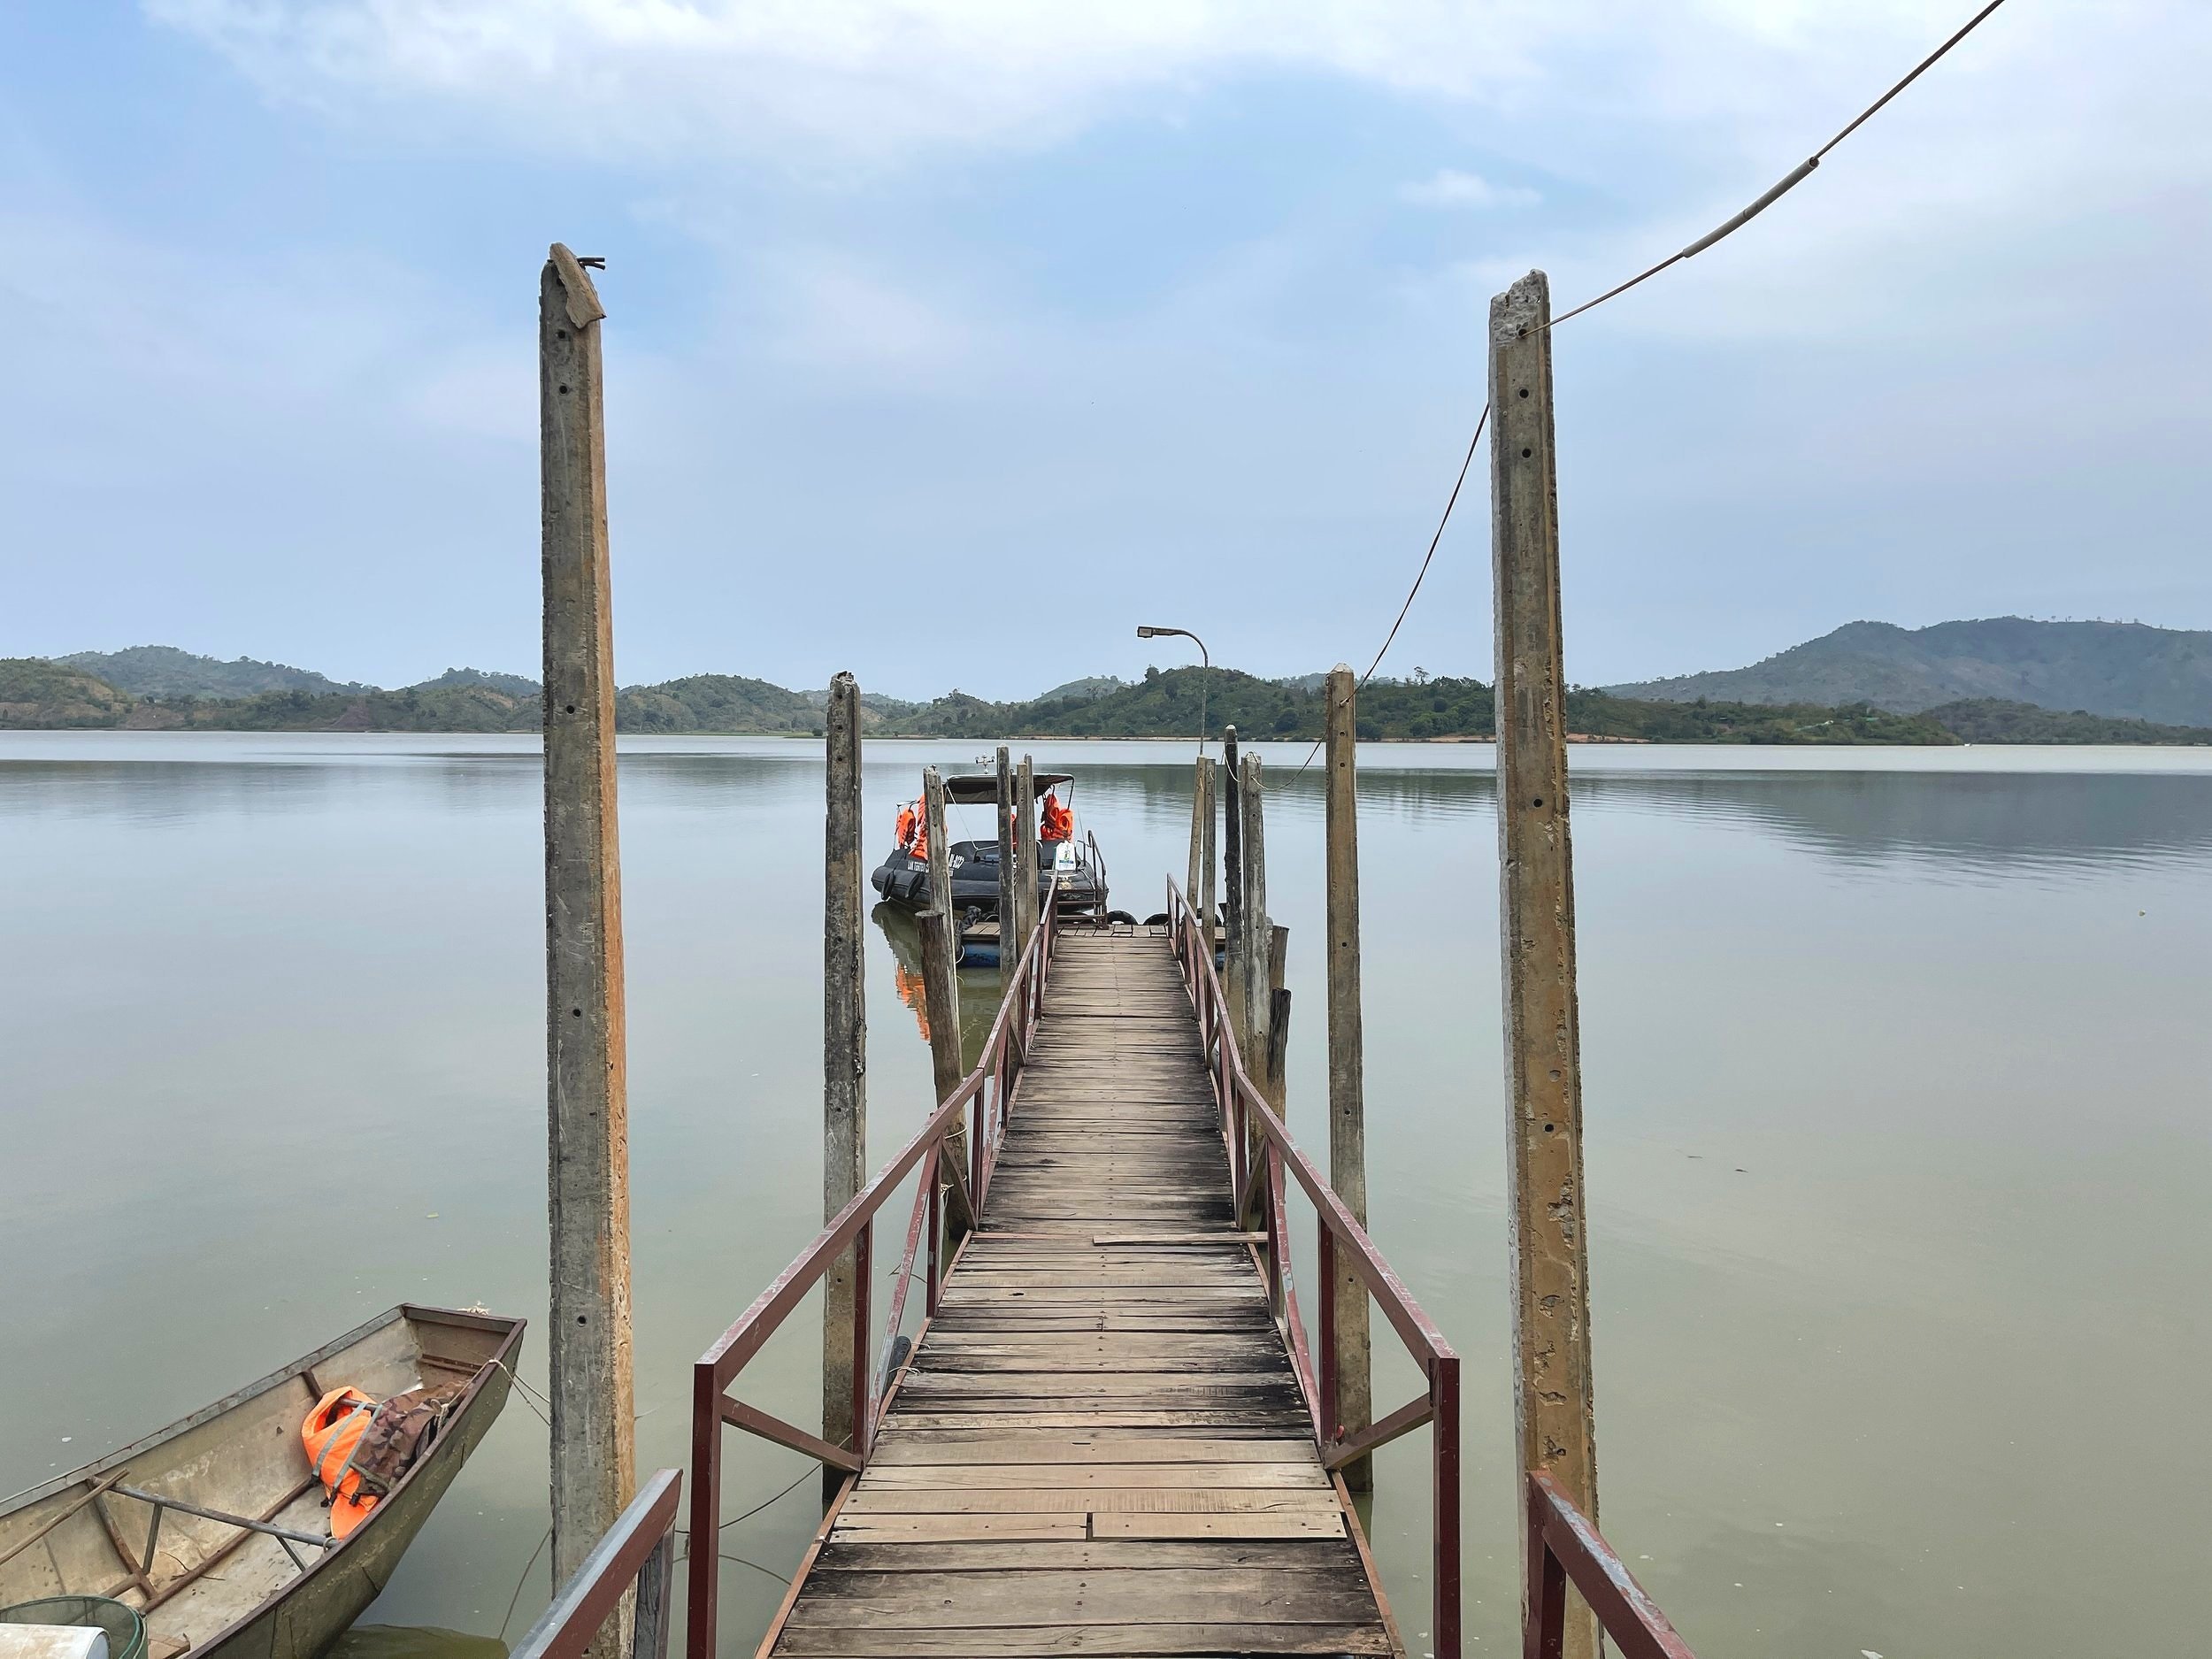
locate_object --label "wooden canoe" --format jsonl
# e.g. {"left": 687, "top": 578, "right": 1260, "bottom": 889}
{"left": 0, "top": 1305, "right": 523, "bottom": 1659}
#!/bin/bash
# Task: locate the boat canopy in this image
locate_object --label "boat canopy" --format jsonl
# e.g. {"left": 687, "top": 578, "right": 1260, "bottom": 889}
{"left": 943, "top": 772, "right": 1072, "bottom": 806}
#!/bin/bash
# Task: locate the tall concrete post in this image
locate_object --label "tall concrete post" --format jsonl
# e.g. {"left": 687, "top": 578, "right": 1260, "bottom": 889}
{"left": 1237, "top": 752, "right": 1271, "bottom": 1076}
{"left": 1323, "top": 664, "right": 1372, "bottom": 1490}
{"left": 540, "top": 242, "right": 634, "bottom": 1654}
{"left": 1492, "top": 269, "right": 1599, "bottom": 1659}
{"left": 821, "top": 672, "right": 867, "bottom": 1480}
{"left": 920, "top": 768, "right": 972, "bottom": 1236}
{"left": 995, "top": 746, "right": 1018, "bottom": 972}
{"left": 1016, "top": 756, "right": 1041, "bottom": 944}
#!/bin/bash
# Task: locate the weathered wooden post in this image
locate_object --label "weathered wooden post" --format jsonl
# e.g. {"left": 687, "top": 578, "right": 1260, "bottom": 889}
{"left": 1187, "top": 757, "right": 1208, "bottom": 922}
{"left": 1492, "top": 269, "right": 1599, "bottom": 1659}
{"left": 1237, "top": 752, "right": 1271, "bottom": 1072}
{"left": 821, "top": 672, "right": 867, "bottom": 1481}
{"left": 920, "top": 769, "right": 973, "bottom": 1238}
{"left": 1198, "top": 759, "right": 1218, "bottom": 938}
{"left": 540, "top": 242, "right": 634, "bottom": 1647}
{"left": 995, "top": 747, "right": 1018, "bottom": 971}
{"left": 915, "top": 908, "right": 976, "bottom": 1245}
{"left": 1221, "top": 728, "right": 1242, "bottom": 1035}
{"left": 1323, "top": 664, "right": 1373, "bottom": 1490}
{"left": 1016, "top": 755, "right": 1041, "bottom": 944}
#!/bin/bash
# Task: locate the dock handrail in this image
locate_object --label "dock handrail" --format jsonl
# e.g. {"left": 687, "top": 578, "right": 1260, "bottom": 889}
{"left": 685, "top": 895, "right": 1056, "bottom": 1659}
{"left": 1165, "top": 877, "right": 1463, "bottom": 1659}
{"left": 1525, "top": 1471, "right": 1701, "bottom": 1659}
{"left": 512, "top": 1467, "right": 681, "bottom": 1659}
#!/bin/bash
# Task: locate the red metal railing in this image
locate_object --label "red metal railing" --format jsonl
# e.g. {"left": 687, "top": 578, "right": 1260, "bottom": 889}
{"left": 685, "top": 897, "right": 1056, "bottom": 1659}
{"left": 1525, "top": 1471, "right": 1700, "bottom": 1659}
{"left": 1164, "top": 879, "right": 1463, "bottom": 1659}
{"left": 513, "top": 1468, "right": 682, "bottom": 1659}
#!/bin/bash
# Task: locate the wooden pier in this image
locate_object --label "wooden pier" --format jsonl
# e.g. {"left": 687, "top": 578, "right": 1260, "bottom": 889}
{"left": 689, "top": 901, "right": 1458, "bottom": 1659}
{"left": 772, "top": 930, "right": 1394, "bottom": 1655}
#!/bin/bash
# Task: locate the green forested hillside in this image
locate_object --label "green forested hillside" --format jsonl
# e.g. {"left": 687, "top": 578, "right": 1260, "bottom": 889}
{"left": 882, "top": 667, "right": 1955, "bottom": 744}
{"left": 11, "top": 650, "right": 2212, "bottom": 744}
{"left": 57, "top": 645, "right": 364, "bottom": 699}
{"left": 0, "top": 659, "right": 142, "bottom": 727}
{"left": 1923, "top": 698, "right": 2212, "bottom": 744}
{"left": 1609, "top": 618, "right": 2212, "bottom": 726}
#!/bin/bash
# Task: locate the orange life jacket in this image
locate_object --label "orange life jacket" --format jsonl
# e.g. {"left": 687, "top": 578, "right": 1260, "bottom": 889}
{"left": 302, "top": 1386, "right": 381, "bottom": 1539}
{"left": 895, "top": 803, "right": 917, "bottom": 850}
{"left": 1040, "top": 795, "right": 1073, "bottom": 843}
{"left": 895, "top": 963, "right": 930, "bottom": 1041}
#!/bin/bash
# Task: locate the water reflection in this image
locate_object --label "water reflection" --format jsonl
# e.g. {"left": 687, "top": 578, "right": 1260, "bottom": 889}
{"left": 329, "top": 1629, "right": 508, "bottom": 1659}
{"left": 976, "top": 759, "right": 2212, "bottom": 884}
{"left": 870, "top": 902, "right": 1008, "bottom": 1068}
{"left": 6, "top": 736, "right": 2212, "bottom": 1659}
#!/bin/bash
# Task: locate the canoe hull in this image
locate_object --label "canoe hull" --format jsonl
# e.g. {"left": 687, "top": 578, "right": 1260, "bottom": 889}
{"left": 0, "top": 1306, "right": 523, "bottom": 1659}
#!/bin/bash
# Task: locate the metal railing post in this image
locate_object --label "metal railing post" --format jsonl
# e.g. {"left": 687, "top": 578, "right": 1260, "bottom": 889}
{"left": 685, "top": 1371, "right": 720, "bottom": 1659}
{"left": 851, "top": 1218, "right": 872, "bottom": 1461}
{"left": 1434, "top": 1355, "right": 1463, "bottom": 1659}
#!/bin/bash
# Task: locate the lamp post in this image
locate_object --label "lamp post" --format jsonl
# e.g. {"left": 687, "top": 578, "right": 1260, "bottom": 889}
{"left": 1135, "top": 624, "right": 1210, "bottom": 755}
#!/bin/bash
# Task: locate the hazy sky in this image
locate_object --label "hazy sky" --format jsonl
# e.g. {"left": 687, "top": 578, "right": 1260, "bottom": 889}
{"left": 5, "top": 2, "right": 2207, "bottom": 698}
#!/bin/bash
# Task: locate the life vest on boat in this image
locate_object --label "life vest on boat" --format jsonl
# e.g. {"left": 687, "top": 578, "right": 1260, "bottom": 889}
{"left": 895, "top": 803, "right": 918, "bottom": 852}
{"left": 1039, "top": 793, "right": 1073, "bottom": 843}
{"left": 302, "top": 1386, "right": 381, "bottom": 1540}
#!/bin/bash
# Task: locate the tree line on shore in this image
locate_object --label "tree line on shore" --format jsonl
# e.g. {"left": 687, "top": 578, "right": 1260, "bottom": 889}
{"left": 9, "top": 655, "right": 2212, "bottom": 744}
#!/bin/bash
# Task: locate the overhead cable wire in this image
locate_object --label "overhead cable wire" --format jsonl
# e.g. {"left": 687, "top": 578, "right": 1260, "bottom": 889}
{"left": 1303, "top": 0, "right": 2016, "bottom": 764}
{"left": 1296, "top": 404, "right": 1488, "bottom": 770}
{"left": 1550, "top": 0, "right": 2010, "bottom": 326}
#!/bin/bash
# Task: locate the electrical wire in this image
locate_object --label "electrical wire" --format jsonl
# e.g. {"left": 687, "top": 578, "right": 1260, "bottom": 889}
{"left": 1311, "top": 0, "right": 2016, "bottom": 746}
{"left": 1295, "top": 403, "right": 1488, "bottom": 770}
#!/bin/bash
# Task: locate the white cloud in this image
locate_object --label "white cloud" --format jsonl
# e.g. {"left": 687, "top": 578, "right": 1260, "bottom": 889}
{"left": 144, "top": 0, "right": 1554, "bottom": 162}
{"left": 1400, "top": 168, "right": 1540, "bottom": 209}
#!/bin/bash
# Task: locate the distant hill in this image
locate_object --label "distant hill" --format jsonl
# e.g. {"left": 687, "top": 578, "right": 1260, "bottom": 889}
{"left": 1608, "top": 618, "right": 2212, "bottom": 726}
{"left": 1038, "top": 675, "right": 1127, "bottom": 703}
{"left": 56, "top": 645, "right": 365, "bottom": 699}
{"left": 412, "top": 666, "right": 540, "bottom": 697}
{"left": 1923, "top": 698, "right": 2212, "bottom": 745}
{"left": 0, "top": 659, "right": 142, "bottom": 728}
{"left": 880, "top": 666, "right": 1956, "bottom": 744}
{"left": 16, "top": 644, "right": 2212, "bottom": 744}
{"left": 802, "top": 685, "right": 923, "bottom": 718}
{"left": 615, "top": 674, "right": 822, "bottom": 733}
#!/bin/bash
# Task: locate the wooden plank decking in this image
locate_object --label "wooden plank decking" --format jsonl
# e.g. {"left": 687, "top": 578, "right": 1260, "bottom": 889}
{"left": 771, "top": 929, "right": 1397, "bottom": 1658}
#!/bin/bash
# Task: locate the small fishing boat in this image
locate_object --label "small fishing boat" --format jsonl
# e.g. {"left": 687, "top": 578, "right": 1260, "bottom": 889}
{"left": 0, "top": 1306, "right": 522, "bottom": 1659}
{"left": 870, "top": 771, "right": 1110, "bottom": 930}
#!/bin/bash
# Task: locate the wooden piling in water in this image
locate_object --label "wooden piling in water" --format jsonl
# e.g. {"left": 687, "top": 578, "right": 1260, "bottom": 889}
{"left": 1322, "top": 665, "right": 1373, "bottom": 1490}
{"left": 1187, "top": 757, "right": 1210, "bottom": 930}
{"left": 1221, "top": 728, "right": 1242, "bottom": 1037}
{"left": 821, "top": 672, "right": 867, "bottom": 1478}
{"left": 1237, "top": 752, "right": 1271, "bottom": 1071}
{"left": 995, "top": 747, "right": 1017, "bottom": 974}
{"left": 1198, "top": 758, "right": 1218, "bottom": 935}
{"left": 920, "top": 769, "right": 972, "bottom": 1237}
{"left": 915, "top": 909, "right": 975, "bottom": 1242}
{"left": 1016, "top": 755, "right": 1040, "bottom": 943}
{"left": 1491, "top": 268, "right": 1599, "bottom": 1659}
{"left": 539, "top": 242, "right": 635, "bottom": 1638}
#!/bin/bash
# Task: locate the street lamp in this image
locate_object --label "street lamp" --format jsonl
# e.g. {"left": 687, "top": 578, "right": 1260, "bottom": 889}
{"left": 1136, "top": 624, "right": 1210, "bottom": 755}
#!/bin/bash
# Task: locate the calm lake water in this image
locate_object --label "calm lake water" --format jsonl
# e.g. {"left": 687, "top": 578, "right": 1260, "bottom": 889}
{"left": 5, "top": 733, "right": 2211, "bottom": 1658}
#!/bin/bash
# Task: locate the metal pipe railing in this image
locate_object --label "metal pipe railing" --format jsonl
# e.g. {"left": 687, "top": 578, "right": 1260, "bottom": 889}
{"left": 1165, "top": 877, "right": 1463, "bottom": 1659}
{"left": 684, "top": 896, "right": 1056, "bottom": 1659}
{"left": 513, "top": 1468, "right": 681, "bottom": 1659}
{"left": 1525, "top": 1471, "right": 1700, "bottom": 1659}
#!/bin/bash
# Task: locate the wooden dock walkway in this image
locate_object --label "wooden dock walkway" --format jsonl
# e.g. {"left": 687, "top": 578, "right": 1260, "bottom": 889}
{"left": 765, "top": 930, "right": 1397, "bottom": 1657}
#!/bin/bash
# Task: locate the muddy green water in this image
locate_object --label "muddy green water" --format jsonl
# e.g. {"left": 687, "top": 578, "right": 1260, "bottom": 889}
{"left": 4, "top": 734, "right": 2211, "bottom": 1658}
